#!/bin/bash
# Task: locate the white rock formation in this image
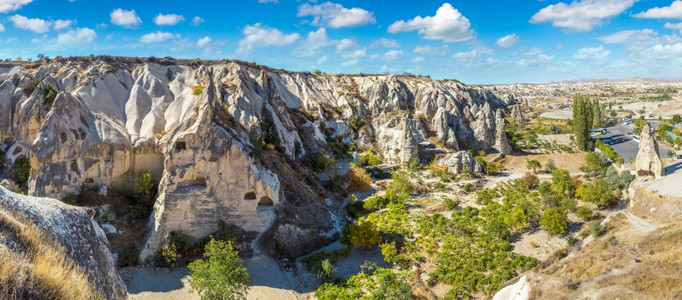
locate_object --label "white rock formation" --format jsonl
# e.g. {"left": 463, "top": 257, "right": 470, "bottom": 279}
{"left": 494, "top": 109, "right": 512, "bottom": 155}
{"left": 493, "top": 275, "right": 531, "bottom": 300}
{"left": 0, "top": 57, "right": 511, "bottom": 261}
{"left": 635, "top": 124, "right": 663, "bottom": 177}
{"left": 438, "top": 151, "right": 482, "bottom": 174}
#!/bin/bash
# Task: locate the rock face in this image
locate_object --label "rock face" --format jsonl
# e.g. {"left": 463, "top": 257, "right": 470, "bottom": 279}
{"left": 438, "top": 151, "right": 482, "bottom": 174}
{"left": 511, "top": 104, "right": 525, "bottom": 124}
{"left": 635, "top": 125, "right": 662, "bottom": 177}
{"left": 0, "top": 57, "right": 511, "bottom": 262}
{"left": 0, "top": 186, "right": 127, "bottom": 299}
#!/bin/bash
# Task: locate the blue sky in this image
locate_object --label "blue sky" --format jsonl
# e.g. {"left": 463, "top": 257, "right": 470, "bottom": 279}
{"left": 2, "top": 0, "right": 682, "bottom": 84}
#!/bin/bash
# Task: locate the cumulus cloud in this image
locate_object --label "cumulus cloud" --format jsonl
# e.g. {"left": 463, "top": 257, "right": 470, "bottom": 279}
{"left": 496, "top": 34, "right": 520, "bottom": 49}
{"left": 665, "top": 22, "right": 682, "bottom": 33}
{"left": 53, "top": 19, "right": 73, "bottom": 30}
{"left": 196, "top": 36, "right": 212, "bottom": 47}
{"left": 154, "top": 13, "right": 184, "bottom": 26}
{"left": 369, "top": 50, "right": 405, "bottom": 61}
{"left": 530, "top": 0, "right": 636, "bottom": 32}
{"left": 335, "top": 38, "right": 366, "bottom": 58}
{"left": 57, "top": 27, "right": 96, "bottom": 45}
{"left": 297, "top": 28, "right": 337, "bottom": 57}
{"left": 641, "top": 42, "right": 682, "bottom": 59}
{"left": 9, "top": 15, "right": 51, "bottom": 33}
{"left": 451, "top": 50, "right": 481, "bottom": 59}
{"left": 110, "top": 8, "right": 142, "bottom": 28}
{"left": 388, "top": 3, "right": 473, "bottom": 43}
{"left": 139, "top": 31, "right": 177, "bottom": 44}
{"left": 0, "top": 23, "right": 4, "bottom": 32}
{"left": 369, "top": 38, "right": 400, "bottom": 49}
{"left": 237, "top": 23, "right": 300, "bottom": 53}
{"left": 297, "top": 1, "right": 376, "bottom": 28}
{"left": 191, "top": 16, "right": 205, "bottom": 26}
{"left": 411, "top": 56, "right": 426, "bottom": 63}
{"left": 573, "top": 45, "right": 611, "bottom": 59}
{"left": 0, "top": 0, "right": 32, "bottom": 13}
{"left": 413, "top": 45, "right": 450, "bottom": 55}
{"left": 597, "top": 29, "right": 681, "bottom": 52}
{"left": 634, "top": 1, "right": 682, "bottom": 19}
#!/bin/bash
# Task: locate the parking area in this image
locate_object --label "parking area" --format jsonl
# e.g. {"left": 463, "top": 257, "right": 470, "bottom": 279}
{"left": 597, "top": 120, "right": 670, "bottom": 162}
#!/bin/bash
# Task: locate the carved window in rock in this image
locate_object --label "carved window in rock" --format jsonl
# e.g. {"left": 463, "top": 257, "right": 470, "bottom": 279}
{"left": 258, "top": 196, "right": 274, "bottom": 208}
{"left": 85, "top": 178, "right": 94, "bottom": 183}
{"left": 244, "top": 191, "right": 257, "bottom": 201}
{"left": 174, "top": 141, "right": 186, "bottom": 152}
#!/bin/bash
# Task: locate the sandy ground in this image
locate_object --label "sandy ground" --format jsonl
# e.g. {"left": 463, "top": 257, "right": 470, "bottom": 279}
{"left": 646, "top": 161, "right": 682, "bottom": 197}
{"left": 539, "top": 110, "right": 572, "bottom": 119}
{"left": 502, "top": 153, "right": 588, "bottom": 174}
{"left": 512, "top": 229, "right": 567, "bottom": 261}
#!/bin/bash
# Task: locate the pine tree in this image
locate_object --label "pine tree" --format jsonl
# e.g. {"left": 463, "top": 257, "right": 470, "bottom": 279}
{"left": 572, "top": 95, "right": 594, "bottom": 151}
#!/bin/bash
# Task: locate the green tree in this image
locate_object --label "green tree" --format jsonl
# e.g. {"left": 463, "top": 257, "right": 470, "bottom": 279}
{"left": 592, "top": 100, "right": 602, "bottom": 127}
{"left": 135, "top": 170, "right": 157, "bottom": 207}
{"left": 188, "top": 238, "right": 251, "bottom": 300}
{"left": 672, "top": 114, "right": 681, "bottom": 124}
{"left": 317, "top": 259, "right": 336, "bottom": 282}
{"left": 544, "top": 159, "right": 557, "bottom": 173}
{"left": 572, "top": 95, "right": 594, "bottom": 151}
{"left": 525, "top": 159, "right": 541, "bottom": 173}
{"left": 582, "top": 178, "right": 618, "bottom": 207}
{"left": 541, "top": 208, "right": 568, "bottom": 235}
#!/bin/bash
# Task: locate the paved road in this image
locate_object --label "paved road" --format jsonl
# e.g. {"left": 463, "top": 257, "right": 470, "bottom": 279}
{"left": 599, "top": 120, "right": 671, "bottom": 162}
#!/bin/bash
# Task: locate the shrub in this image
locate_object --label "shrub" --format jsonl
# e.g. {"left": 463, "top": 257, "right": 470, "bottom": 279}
{"left": 348, "top": 116, "right": 366, "bottom": 131}
{"left": 347, "top": 164, "right": 371, "bottom": 192}
{"left": 363, "top": 194, "right": 388, "bottom": 212}
{"left": 518, "top": 173, "right": 539, "bottom": 189}
{"left": 192, "top": 84, "right": 205, "bottom": 95}
{"left": 305, "top": 152, "right": 335, "bottom": 174}
{"left": 10, "top": 157, "right": 31, "bottom": 186}
{"left": 442, "top": 198, "right": 457, "bottom": 210}
{"left": 526, "top": 159, "right": 541, "bottom": 173}
{"left": 357, "top": 152, "right": 381, "bottom": 167}
{"left": 22, "top": 78, "right": 41, "bottom": 96}
{"left": 43, "top": 83, "right": 58, "bottom": 105}
{"left": 131, "top": 204, "right": 149, "bottom": 219}
{"left": 188, "top": 238, "right": 251, "bottom": 300}
{"left": 541, "top": 208, "right": 568, "bottom": 235}
{"left": 576, "top": 206, "right": 593, "bottom": 221}
{"left": 317, "top": 259, "right": 336, "bottom": 282}
{"left": 407, "top": 158, "right": 420, "bottom": 172}
{"left": 545, "top": 159, "right": 557, "bottom": 172}
{"left": 590, "top": 221, "right": 605, "bottom": 237}
{"left": 582, "top": 178, "right": 618, "bottom": 207}
{"left": 341, "top": 220, "right": 381, "bottom": 248}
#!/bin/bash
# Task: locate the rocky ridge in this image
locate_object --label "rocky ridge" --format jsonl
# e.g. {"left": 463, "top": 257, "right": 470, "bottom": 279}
{"left": 0, "top": 56, "right": 513, "bottom": 262}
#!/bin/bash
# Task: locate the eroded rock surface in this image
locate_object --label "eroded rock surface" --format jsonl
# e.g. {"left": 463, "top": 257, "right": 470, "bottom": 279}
{"left": 635, "top": 124, "right": 662, "bottom": 177}
{"left": 0, "top": 186, "right": 126, "bottom": 299}
{"left": 0, "top": 57, "right": 512, "bottom": 262}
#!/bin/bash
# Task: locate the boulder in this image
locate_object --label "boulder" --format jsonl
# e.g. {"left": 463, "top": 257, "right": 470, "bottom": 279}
{"left": 438, "top": 151, "right": 482, "bottom": 174}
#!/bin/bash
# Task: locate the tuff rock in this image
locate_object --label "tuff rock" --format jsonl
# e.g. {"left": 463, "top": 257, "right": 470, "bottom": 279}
{"left": 635, "top": 124, "right": 663, "bottom": 177}
{"left": 0, "top": 57, "right": 512, "bottom": 263}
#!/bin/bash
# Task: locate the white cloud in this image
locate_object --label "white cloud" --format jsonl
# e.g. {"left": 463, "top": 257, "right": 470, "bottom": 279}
{"left": 597, "top": 29, "right": 650, "bottom": 44}
{"left": 641, "top": 42, "right": 682, "bottom": 59}
{"left": 237, "top": 23, "right": 300, "bottom": 53}
{"left": 411, "top": 56, "right": 426, "bottom": 63}
{"left": 369, "top": 50, "right": 405, "bottom": 61}
{"left": 317, "top": 55, "right": 328, "bottom": 65}
{"left": 369, "top": 38, "right": 400, "bottom": 49}
{"left": 451, "top": 50, "right": 480, "bottom": 59}
{"left": 413, "top": 45, "right": 450, "bottom": 55}
{"left": 57, "top": 27, "right": 96, "bottom": 45}
{"left": 341, "top": 58, "right": 359, "bottom": 66}
{"left": 110, "top": 8, "right": 142, "bottom": 28}
{"left": 335, "top": 38, "right": 366, "bottom": 58}
{"left": 259, "top": 0, "right": 278, "bottom": 3}
{"left": 139, "top": 31, "right": 177, "bottom": 44}
{"left": 53, "top": 19, "right": 73, "bottom": 30}
{"left": 388, "top": 3, "right": 474, "bottom": 43}
{"left": 597, "top": 29, "right": 681, "bottom": 52}
{"left": 297, "top": 28, "right": 337, "bottom": 57}
{"left": 517, "top": 54, "right": 555, "bottom": 66}
{"left": 530, "top": 0, "right": 636, "bottom": 32}
{"left": 191, "top": 16, "right": 205, "bottom": 26}
{"left": 154, "top": 13, "right": 184, "bottom": 26}
{"left": 634, "top": 1, "right": 682, "bottom": 19}
{"left": 0, "top": 0, "right": 32, "bottom": 13}
{"left": 0, "top": 23, "right": 4, "bottom": 32}
{"left": 496, "top": 33, "right": 520, "bottom": 49}
{"left": 665, "top": 22, "right": 682, "bottom": 33}
{"left": 9, "top": 15, "right": 51, "bottom": 33}
{"left": 297, "top": 1, "right": 376, "bottom": 28}
{"left": 196, "top": 36, "right": 212, "bottom": 47}
{"left": 573, "top": 45, "right": 611, "bottom": 59}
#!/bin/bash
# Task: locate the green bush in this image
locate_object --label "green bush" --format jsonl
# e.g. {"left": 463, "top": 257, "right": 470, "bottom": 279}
{"left": 131, "top": 204, "right": 149, "bottom": 219}
{"left": 357, "top": 152, "right": 381, "bottom": 167}
{"left": 43, "top": 83, "right": 58, "bottom": 105}
{"left": 582, "top": 178, "right": 618, "bottom": 207}
{"left": 590, "top": 221, "right": 605, "bottom": 237}
{"left": 576, "top": 206, "right": 593, "bottom": 221}
{"left": 442, "top": 198, "right": 457, "bottom": 210}
{"left": 135, "top": 170, "right": 157, "bottom": 208}
{"left": 10, "top": 157, "right": 31, "bottom": 186}
{"left": 348, "top": 116, "right": 366, "bottom": 131}
{"left": 22, "top": 78, "right": 41, "bottom": 96}
{"left": 541, "top": 207, "right": 568, "bottom": 235}
{"left": 192, "top": 84, "right": 205, "bottom": 95}
{"left": 188, "top": 238, "right": 251, "bottom": 300}
{"left": 317, "top": 259, "right": 336, "bottom": 282}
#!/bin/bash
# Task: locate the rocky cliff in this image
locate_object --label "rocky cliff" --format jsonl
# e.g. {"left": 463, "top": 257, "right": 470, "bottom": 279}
{"left": 0, "top": 56, "right": 513, "bottom": 262}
